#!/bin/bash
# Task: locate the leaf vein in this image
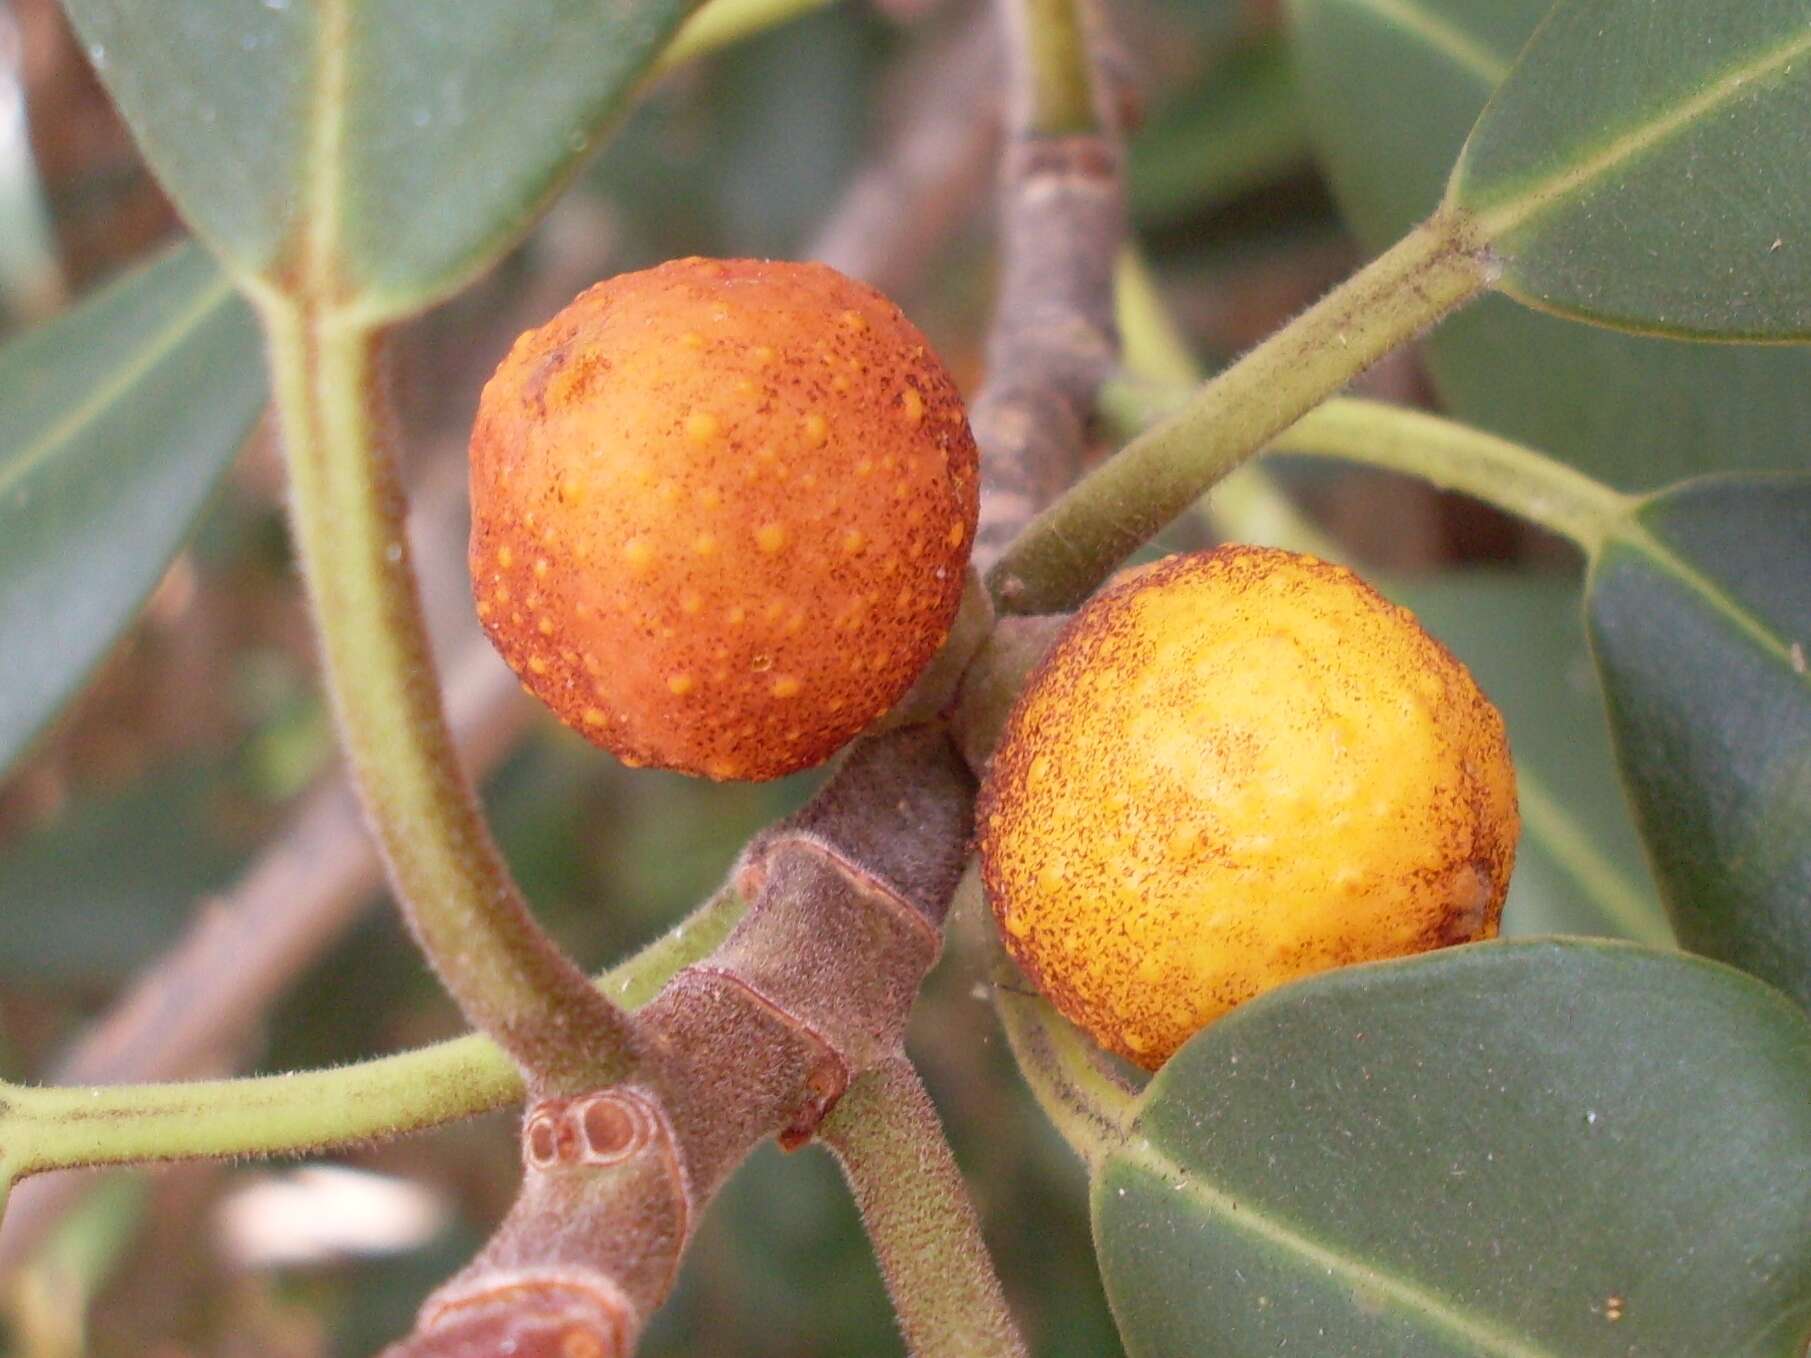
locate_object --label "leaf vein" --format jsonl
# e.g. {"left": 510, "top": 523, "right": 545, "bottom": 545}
{"left": 1472, "top": 25, "right": 1811, "bottom": 238}
{"left": 1616, "top": 522, "right": 1811, "bottom": 685}
{"left": 299, "top": 0, "right": 352, "bottom": 298}
{"left": 1114, "top": 1141, "right": 1560, "bottom": 1358}
{"left": 0, "top": 273, "right": 237, "bottom": 504}
{"left": 1323, "top": 0, "right": 1510, "bottom": 87}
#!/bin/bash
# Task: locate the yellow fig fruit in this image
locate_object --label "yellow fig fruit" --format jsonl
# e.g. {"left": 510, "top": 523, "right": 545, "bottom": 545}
{"left": 978, "top": 546, "right": 1518, "bottom": 1069}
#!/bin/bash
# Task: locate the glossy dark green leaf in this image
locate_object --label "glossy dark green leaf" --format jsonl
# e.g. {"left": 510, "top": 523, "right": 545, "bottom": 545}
{"left": 62, "top": 0, "right": 700, "bottom": 318}
{"left": 1287, "top": 0, "right": 1811, "bottom": 487}
{"left": 1096, "top": 939, "right": 1811, "bottom": 1357}
{"left": 1586, "top": 474, "right": 1811, "bottom": 1010}
{"left": 1453, "top": 1, "right": 1811, "bottom": 339}
{"left": 0, "top": 244, "right": 264, "bottom": 778}
{"left": 1385, "top": 573, "right": 1666, "bottom": 944}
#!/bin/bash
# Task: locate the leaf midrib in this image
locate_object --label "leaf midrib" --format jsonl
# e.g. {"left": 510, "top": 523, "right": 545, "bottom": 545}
{"left": 1321, "top": 0, "right": 1511, "bottom": 87}
{"left": 0, "top": 272, "right": 238, "bottom": 505}
{"left": 1607, "top": 519, "right": 1811, "bottom": 688}
{"left": 298, "top": 0, "right": 352, "bottom": 300}
{"left": 1458, "top": 22, "right": 1811, "bottom": 238}
{"left": 1109, "top": 1137, "right": 1560, "bottom": 1358}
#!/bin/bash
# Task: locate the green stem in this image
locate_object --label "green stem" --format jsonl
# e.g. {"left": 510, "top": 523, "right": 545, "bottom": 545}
{"left": 1112, "top": 248, "right": 1341, "bottom": 558}
{"left": 653, "top": 0, "right": 833, "bottom": 75}
{"left": 1, "top": 888, "right": 744, "bottom": 1177}
{"left": 1272, "top": 399, "right": 1630, "bottom": 556}
{"left": 990, "top": 211, "right": 1493, "bottom": 612}
{"left": 963, "top": 872, "right": 1132, "bottom": 1168}
{"left": 1008, "top": 0, "right": 1099, "bottom": 135}
{"left": 819, "top": 1058, "right": 1029, "bottom": 1358}
{"left": 993, "top": 984, "right": 1134, "bottom": 1170}
{"left": 261, "top": 301, "right": 635, "bottom": 1094}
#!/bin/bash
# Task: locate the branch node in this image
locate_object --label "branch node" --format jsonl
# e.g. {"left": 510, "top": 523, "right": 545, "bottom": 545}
{"left": 684, "top": 964, "right": 853, "bottom": 1149}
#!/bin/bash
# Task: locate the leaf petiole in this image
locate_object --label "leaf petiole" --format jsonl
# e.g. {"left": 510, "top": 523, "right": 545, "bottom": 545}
{"left": 0, "top": 886, "right": 744, "bottom": 1181}
{"left": 653, "top": 0, "right": 833, "bottom": 76}
{"left": 821, "top": 1058, "right": 1030, "bottom": 1358}
{"left": 261, "top": 302, "right": 639, "bottom": 1094}
{"left": 991, "top": 210, "right": 1495, "bottom": 612}
{"left": 1273, "top": 399, "right": 1631, "bottom": 555}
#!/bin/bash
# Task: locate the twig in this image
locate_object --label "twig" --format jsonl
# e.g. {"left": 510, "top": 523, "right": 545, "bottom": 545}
{"left": 819, "top": 1057, "right": 1028, "bottom": 1358}
{"left": 381, "top": 728, "right": 976, "bottom": 1357}
{"left": 3, "top": 7, "right": 1130, "bottom": 1354}
{"left": 988, "top": 210, "right": 1494, "bottom": 612}
{"left": 970, "top": 0, "right": 1125, "bottom": 572}
{"left": 0, "top": 26, "right": 1016, "bottom": 1286}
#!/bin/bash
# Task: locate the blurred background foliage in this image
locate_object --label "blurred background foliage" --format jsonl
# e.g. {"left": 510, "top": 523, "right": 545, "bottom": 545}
{"left": 0, "top": 0, "right": 1663, "bottom": 1351}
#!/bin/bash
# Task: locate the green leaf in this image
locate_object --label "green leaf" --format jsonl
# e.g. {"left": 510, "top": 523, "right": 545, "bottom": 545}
{"left": 1387, "top": 573, "right": 1666, "bottom": 945}
{"left": 1287, "top": 0, "right": 1811, "bottom": 487}
{"left": 63, "top": 0, "right": 701, "bottom": 318}
{"left": 1095, "top": 939, "right": 1811, "bottom": 1357}
{"left": 0, "top": 244, "right": 264, "bottom": 778}
{"left": 1586, "top": 474, "right": 1811, "bottom": 1010}
{"left": 1452, "top": 1, "right": 1811, "bottom": 339}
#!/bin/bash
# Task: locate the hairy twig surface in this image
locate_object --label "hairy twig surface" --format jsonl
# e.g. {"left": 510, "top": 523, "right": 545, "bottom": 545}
{"left": 2, "top": 9, "right": 1134, "bottom": 1352}
{"left": 382, "top": 728, "right": 975, "bottom": 1356}
{"left": 0, "top": 13, "right": 1018, "bottom": 1291}
{"left": 970, "top": 0, "right": 1126, "bottom": 570}
{"left": 990, "top": 211, "right": 1494, "bottom": 611}
{"left": 821, "top": 1058, "right": 1028, "bottom": 1358}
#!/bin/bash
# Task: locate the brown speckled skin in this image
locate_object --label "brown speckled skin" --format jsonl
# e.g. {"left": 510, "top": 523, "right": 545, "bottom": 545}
{"left": 978, "top": 547, "right": 1519, "bottom": 1070}
{"left": 470, "top": 258, "right": 979, "bottom": 781}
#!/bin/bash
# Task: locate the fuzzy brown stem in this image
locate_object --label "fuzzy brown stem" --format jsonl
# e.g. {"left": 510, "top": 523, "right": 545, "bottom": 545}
{"left": 970, "top": 2, "right": 1126, "bottom": 571}
{"left": 384, "top": 727, "right": 975, "bottom": 1357}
